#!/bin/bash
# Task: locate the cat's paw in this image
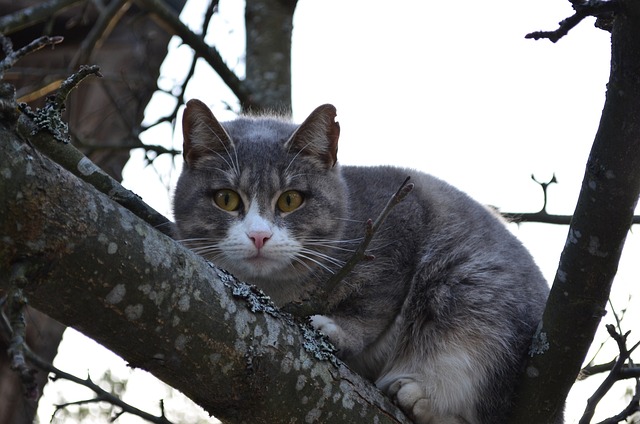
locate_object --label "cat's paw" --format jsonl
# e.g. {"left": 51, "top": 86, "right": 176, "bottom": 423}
{"left": 309, "top": 315, "right": 347, "bottom": 352}
{"left": 387, "top": 378, "right": 465, "bottom": 424}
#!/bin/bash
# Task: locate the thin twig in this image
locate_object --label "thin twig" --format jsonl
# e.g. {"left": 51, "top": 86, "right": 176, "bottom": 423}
{"left": 0, "top": 0, "right": 83, "bottom": 35}
{"left": 50, "top": 65, "right": 103, "bottom": 113}
{"left": 323, "top": 176, "right": 414, "bottom": 294}
{"left": 70, "top": 0, "right": 131, "bottom": 68}
{"left": 579, "top": 325, "right": 640, "bottom": 424}
{"left": 0, "top": 297, "right": 172, "bottom": 424}
{"left": 133, "top": 0, "right": 254, "bottom": 109}
{"left": 13, "top": 68, "right": 174, "bottom": 236}
{"left": 282, "top": 177, "right": 414, "bottom": 317}
{"left": 596, "top": 378, "right": 640, "bottom": 424}
{"left": 0, "top": 35, "right": 64, "bottom": 79}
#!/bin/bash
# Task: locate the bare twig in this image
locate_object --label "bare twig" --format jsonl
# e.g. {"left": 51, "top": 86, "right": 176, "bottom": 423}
{"left": 134, "top": 0, "right": 255, "bottom": 109}
{"left": 50, "top": 65, "right": 103, "bottom": 113}
{"left": 579, "top": 325, "right": 640, "bottom": 424}
{"left": 500, "top": 175, "right": 640, "bottom": 225}
{"left": 0, "top": 35, "right": 64, "bottom": 79}
{"left": 70, "top": 0, "right": 132, "bottom": 68}
{"left": 0, "top": 299, "right": 175, "bottom": 424}
{"left": 323, "top": 176, "right": 414, "bottom": 294}
{"left": 0, "top": 0, "right": 83, "bottom": 35}
{"left": 596, "top": 378, "right": 640, "bottom": 424}
{"left": 282, "top": 177, "right": 414, "bottom": 317}
{"left": 525, "top": 0, "right": 620, "bottom": 43}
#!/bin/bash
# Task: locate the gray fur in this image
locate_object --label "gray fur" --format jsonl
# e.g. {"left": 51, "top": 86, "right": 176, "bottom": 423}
{"left": 173, "top": 100, "right": 556, "bottom": 424}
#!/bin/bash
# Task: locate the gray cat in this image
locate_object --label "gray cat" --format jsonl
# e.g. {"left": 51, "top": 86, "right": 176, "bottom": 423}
{"left": 173, "top": 99, "right": 554, "bottom": 424}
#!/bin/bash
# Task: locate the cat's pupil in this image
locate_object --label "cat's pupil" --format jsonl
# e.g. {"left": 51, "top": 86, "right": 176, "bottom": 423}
{"left": 277, "top": 190, "right": 303, "bottom": 212}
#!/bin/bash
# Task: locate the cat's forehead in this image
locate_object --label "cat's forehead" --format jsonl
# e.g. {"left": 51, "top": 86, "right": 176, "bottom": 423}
{"left": 222, "top": 116, "right": 297, "bottom": 145}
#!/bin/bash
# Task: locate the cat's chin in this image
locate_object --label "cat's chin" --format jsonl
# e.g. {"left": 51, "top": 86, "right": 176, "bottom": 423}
{"left": 226, "top": 258, "right": 300, "bottom": 286}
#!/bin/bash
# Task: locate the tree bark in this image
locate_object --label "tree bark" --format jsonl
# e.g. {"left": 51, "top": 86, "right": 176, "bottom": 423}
{"left": 0, "top": 93, "right": 409, "bottom": 423}
{"left": 245, "top": 0, "right": 297, "bottom": 111}
{"left": 510, "top": 4, "right": 640, "bottom": 422}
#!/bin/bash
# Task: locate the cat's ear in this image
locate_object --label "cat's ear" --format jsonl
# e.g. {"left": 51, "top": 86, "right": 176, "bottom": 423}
{"left": 286, "top": 104, "right": 340, "bottom": 169}
{"left": 182, "top": 99, "right": 234, "bottom": 167}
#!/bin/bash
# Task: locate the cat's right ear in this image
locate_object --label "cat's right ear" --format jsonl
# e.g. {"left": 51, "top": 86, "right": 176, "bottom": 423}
{"left": 182, "top": 99, "right": 233, "bottom": 167}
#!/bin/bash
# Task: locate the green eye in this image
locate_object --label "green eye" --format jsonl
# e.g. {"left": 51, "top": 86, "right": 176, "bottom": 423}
{"left": 277, "top": 190, "right": 304, "bottom": 213}
{"left": 214, "top": 189, "right": 241, "bottom": 211}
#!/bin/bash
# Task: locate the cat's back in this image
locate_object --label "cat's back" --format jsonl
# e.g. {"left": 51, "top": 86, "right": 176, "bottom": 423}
{"left": 340, "top": 164, "right": 548, "bottom": 304}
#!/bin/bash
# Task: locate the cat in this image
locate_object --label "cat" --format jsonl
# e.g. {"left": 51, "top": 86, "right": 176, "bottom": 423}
{"left": 173, "top": 99, "right": 555, "bottom": 424}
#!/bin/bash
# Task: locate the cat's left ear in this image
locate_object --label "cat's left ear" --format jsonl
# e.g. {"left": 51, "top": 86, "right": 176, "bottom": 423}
{"left": 286, "top": 104, "right": 340, "bottom": 169}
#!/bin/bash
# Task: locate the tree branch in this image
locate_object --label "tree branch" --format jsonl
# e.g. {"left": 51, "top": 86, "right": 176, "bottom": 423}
{"left": 14, "top": 67, "right": 174, "bottom": 237}
{"left": 525, "top": 0, "right": 619, "bottom": 42}
{"left": 133, "top": 0, "right": 255, "bottom": 109}
{"left": 510, "top": 9, "right": 640, "bottom": 423}
{"left": 0, "top": 297, "right": 176, "bottom": 424}
{"left": 0, "top": 0, "right": 84, "bottom": 35}
{"left": 0, "top": 91, "right": 410, "bottom": 423}
{"left": 579, "top": 325, "right": 639, "bottom": 424}
{"left": 0, "top": 35, "right": 64, "bottom": 79}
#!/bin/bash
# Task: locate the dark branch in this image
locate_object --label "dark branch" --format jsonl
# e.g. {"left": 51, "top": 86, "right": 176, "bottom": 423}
{"left": 0, "top": 0, "right": 83, "bottom": 35}
{"left": 579, "top": 325, "right": 640, "bottom": 424}
{"left": 525, "top": 0, "right": 620, "bottom": 42}
{"left": 0, "top": 296, "right": 175, "bottom": 424}
{"left": 70, "top": 0, "right": 131, "bottom": 68}
{"left": 133, "top": 0, "right": 255, "bottom": 109}
{"left": 499, "top": 173, "right": 640, "bottom": 225}
{"left": 50, "top": 65, "right": 103, "bottom": 113}
{"left": 0, "top": 35, "right": 64, "bottom": 78}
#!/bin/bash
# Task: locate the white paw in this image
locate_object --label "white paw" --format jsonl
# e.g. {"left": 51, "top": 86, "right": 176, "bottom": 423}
{"left": 388, "top": 378, "right": 435, "bottom": 424}
{"left": 387, "top": 378, "right": 466, "bottom": 424}
{"left": 309, "top": 315, "right": 346, "bottom": 350}
{"left": 309, "top": 314, "right": 339, "bottom": 337}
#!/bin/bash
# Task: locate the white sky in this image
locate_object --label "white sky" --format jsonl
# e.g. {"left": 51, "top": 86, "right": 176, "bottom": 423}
{"left": 38, "top": 1, "right": 640, "bottom": 423}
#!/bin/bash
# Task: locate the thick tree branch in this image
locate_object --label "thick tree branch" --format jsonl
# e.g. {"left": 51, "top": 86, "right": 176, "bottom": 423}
{"left": 16, "top": 105, "right": 174, "bottom": 237}
{"left": 0, "top": 92, "right": 409, "bottom": 423}
{"left": 510, "top": 8, "right": 640, "bottom": 423}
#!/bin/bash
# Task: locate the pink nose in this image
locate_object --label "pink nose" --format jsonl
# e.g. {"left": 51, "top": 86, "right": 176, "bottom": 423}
{"left": 248, "top": 231, "right": 272, "bottom": 249}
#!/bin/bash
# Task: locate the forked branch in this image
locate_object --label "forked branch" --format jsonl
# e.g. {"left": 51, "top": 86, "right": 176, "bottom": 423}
{"left": 579, "top": 325, "right": 640, "bottom": 424}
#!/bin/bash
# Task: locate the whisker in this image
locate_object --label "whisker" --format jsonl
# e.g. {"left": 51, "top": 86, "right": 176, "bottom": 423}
{"left": 295, "top": 252, "right": 338, "bottom": 275}
{"left": 200, "top": 121, "right": 241, "bottom": 177}
{"left": 299, "top": 248, "right": 345, "bottom": 268}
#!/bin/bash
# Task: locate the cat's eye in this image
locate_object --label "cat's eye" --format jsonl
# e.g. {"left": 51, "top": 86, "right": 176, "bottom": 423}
{"left": 277, "top": 190, "right": 304, "bottom": 213}
{"left": 213, "top": 189, "right": 241, "bottom": 212}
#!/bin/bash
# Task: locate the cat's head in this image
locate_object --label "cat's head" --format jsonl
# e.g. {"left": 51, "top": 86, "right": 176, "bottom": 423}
{"left": 173, "top": 100, "right": 348, "bottom": 298}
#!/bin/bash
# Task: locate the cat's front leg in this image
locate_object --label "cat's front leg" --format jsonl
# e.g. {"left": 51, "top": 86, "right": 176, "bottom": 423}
{"left": 309, "top": 315, "right": 362, "bottom": 356}
{"left": 386, "top": 377, "right": 469, "bottom": 424}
